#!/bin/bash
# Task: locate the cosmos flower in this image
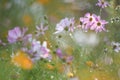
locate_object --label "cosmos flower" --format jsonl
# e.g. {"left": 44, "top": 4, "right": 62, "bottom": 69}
{"left": 22, "top": 34, "right": 33, "bottom": 47}
{"left": 96, "top": 0, "right": 109, "bottom": 8}
{"left": 31, "top": 39, "right": 41, "bottom": 53}
{"left": 90, "top": 16, "right": 108, "bottom": 32}
{"left": 56, "top": 48, "right": 64, "bottom": 58}
{"left": 37, "top": 41, "right": 50, "bottom": 59}
{"left": 36, "top": 23, "right": 48, "bottom": 36}
{"left": 7, "top": 27, "right": 28, "bottom": 43}
{"left": 79, "top": 13, "right": 96, "bottom": 31}
{"left": 111, "top": 42, "right": 120, "bottom": 53}
{"left": 30, "top": 40, "right": 51, "bottom": 61}
{"left": 55, "top": 17, "right": 75, "bottom": 33}
{"left": 56, "top": 48, "right": 73, "bottom": 64}
{"left": 79, "top": 13, "right": 108, "bottom": 32}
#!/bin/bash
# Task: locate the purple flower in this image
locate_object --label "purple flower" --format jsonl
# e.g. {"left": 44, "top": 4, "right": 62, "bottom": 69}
{"left": 55, "top": 17, "right": 75, "bottom": 33}
{"left": 22, "top": 34, "right": 33, "bottom": 46}
{"left": 111, "top": 42, "right": 120, "bottom": 53}
{"left": 96, "top": 0, "right": 109, "bottom": 8}
{"left": 7, "top": 27, "right": 28, "bottom": 43}
{"left": 79, "top": 13, "right": 96, "bottom": 31}
{"left": 36, "top": 23, "right": 48, "bottom": 36}
{"left": 66, "top": 56, "right": 73, "bottom": 64}
{"left": 30, "top": 41, "right": 51, "bottom": 61}
{"left": 39, "top": 41, "right": 50, "bottom": 59}
{"left": 56, "top": 48, "right": 73, "bottom": 63}
{"left": 79, "top": 13, "right": 108, "bottom": 32}
{"left": 31, "top": 39, "right": 41, "bottom": 53}
{"left": 90, "top": 16, "right": 108, "bottom": 32}
{"left": 56, "top": 48, "right": 64, "bottom": 58}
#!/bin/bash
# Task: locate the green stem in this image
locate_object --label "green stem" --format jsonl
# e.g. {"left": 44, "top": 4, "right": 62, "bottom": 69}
{"left": 99, "top": 8, "right": 102, "bottom": 16}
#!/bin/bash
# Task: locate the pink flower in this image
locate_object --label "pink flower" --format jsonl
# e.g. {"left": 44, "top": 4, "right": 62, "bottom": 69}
{"left": 22, "top": 34, "right": 32, "bottom": 46}
{"left": 31, "top": 39, "right": 41, "bottom": 52}
{"left": 7, "top": 27, "right": 28, "bottom": 43}
{"left": 90, "top": 16, "right": 108, "bottom": 32}
{"left": 30, "top": 40, "right": 51, "bottom": 61}
{"left": 56, "top": 48, "right": 73, "bottom": 63}
{"left": 111, "top": 42, "right": 120, "bottom": 53}
{"left": 56, "top": 48, "right": 64, "bottom": 58}
{"left": 79, "top": 13, "right": 96, "bottom": 31}
{"left": 79, "top": 13, "right": 108, "bottom": 32}
{"left": 55, "top": 17, "right": 75, "bottom": 33}
{"left": 36, "top": 23, "right": 48, "bottom": 36}
{"left": 96, "top": 0, "right": 109, "bottom": 8}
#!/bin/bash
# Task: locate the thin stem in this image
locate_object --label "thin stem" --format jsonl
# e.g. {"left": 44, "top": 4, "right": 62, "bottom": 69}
{"left": 99, "top": 8, "right": 102, "bottom": 16}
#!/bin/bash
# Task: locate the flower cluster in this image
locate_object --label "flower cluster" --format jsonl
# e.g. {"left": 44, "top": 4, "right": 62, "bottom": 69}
{"left": 2, "top": 1, "right": 109, "bottom": 70}
{"left": 79, "top": 13, "right": 108, "bottom": 32}
{"left": 55, "top": 13, "right": 108, "bottom": 33}
{"left": 7, "top": 25, "right": 51, "bottom": 69}
{"left": 29, "top": 39, "right": 51, "bottom": 62}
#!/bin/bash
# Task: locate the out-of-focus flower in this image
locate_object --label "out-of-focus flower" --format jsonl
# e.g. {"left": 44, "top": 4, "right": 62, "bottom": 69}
{"left": 86, "top": 61, "right": 94, "bottom": 67}
{"left": 7, "top": 27, "right": 28, "bottom": 43}
{"left": 37, "top": 0, "right": 50, "bottom": 5}
{"left": 56, "top": 48, "right": 63, "bottom": 58}
{"left": 45, "top": 63, "right": 54, "bottom": 70}
{"left": 55, "top": 17, "right": 75, "bottom": 33}
{"left": 22, "top": 34, "right": 33, "bottom": 46}
{"left": 31, "top": 41, "right": 51, "bottom": 62}
{"left": 36, "top": 23, "right": 48, "bottom": 36}
{"left": 66, "top": 56, "right": 73, "bottom": 64}
{"left": 67, "top": 72, "right": 74, "bottom": 78}
{"left": 11, "top": 50, "right": 33, "bottom": 70}
{"left": 31, "top": 39, "right": 41, "bottom": 53}
{"left": 90, "top": 16, "right": 108, "bottom": 32}
{"left": 111, "top": 42, "right": 120, "bottom": 53}
{"left": 96, "top": 0, "right": 109, "bottom": 8}
{"left": 56, "top": 48, "right": 73, "bottom": 64}
{"left": 22, "top": 14, "right": 33, "bottom": 26}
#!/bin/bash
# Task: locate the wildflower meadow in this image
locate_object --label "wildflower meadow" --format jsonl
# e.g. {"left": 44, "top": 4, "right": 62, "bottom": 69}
{"left": 0, "top": 0, "right": 120, "bottom": 80}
